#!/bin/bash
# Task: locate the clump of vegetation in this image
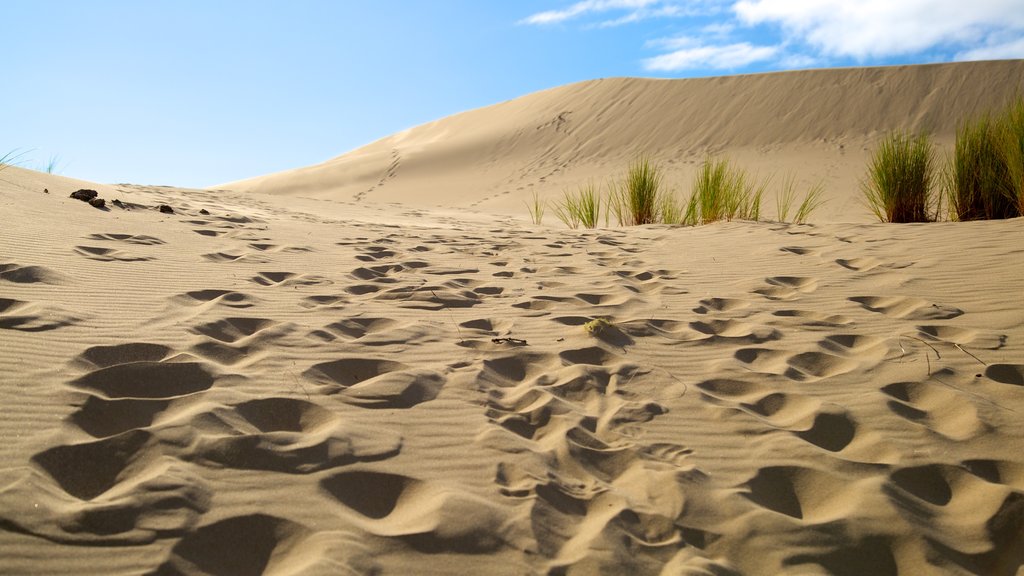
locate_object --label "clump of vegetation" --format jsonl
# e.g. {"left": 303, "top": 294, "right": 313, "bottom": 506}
{"left": 1000, "top": 96, "right": 1024, "bottom": 215}
{"left": 43, "top": 154, "right": 62, "bottom": 175}
{"left": 776, "top": 172, "right": 826, "bottom": 224}
{"left": 525, "top": 191, "right": 545, "bottom": 225}
{"left": 863, "top": 131, "right": 936, "bottom": 222}
{"left": 684, "top": 157, "right": 768, "bottom": 225}
{"left": 554, "top": 182, "right": 601, "bottom": 229}
{"left": 610, "top": 156, "right": 664, "bottom": 226}
{"left": 945, "top": 96, "right": 1024, "bottom": 220}
{"left": 0, "top": 149, "right": 27, "bottom": 173}
{"left": 583, "top": 318, "right": 613, "bottom": 336}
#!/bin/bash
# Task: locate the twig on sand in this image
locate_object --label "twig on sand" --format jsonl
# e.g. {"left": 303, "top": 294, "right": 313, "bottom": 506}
{"left": 431, "top": 290, "right": 464, "bottom": 343}
{"left": 954, "top": 343, "right": 986, "bottom": 366}
{"left": 492, "top": 337, "right": 528, "bottom": 346}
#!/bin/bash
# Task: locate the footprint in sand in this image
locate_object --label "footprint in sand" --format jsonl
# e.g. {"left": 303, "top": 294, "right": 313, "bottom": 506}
{"left": 86, "top": 233, "right": 165, "bottom": 245}
{"left": 881, "top": 378, "right": 986, "bottom": 440}
{"left": 172, "top": 289, "right": 259, "bottom": 309}
{"left": 985, "top": 364, "right": 1024, "bottom": 386}
{"left": 303, "top": 357, "right": 447, "bottom": 408}
{"left": 754, "top": 276, "right": 818, "bottom": 300}
{"left": 250, "top": 271, "right": 330, "bottom": 287}
{"left": 883, "top": 463, "right": 1024, "bottom": 561}
{"left": 741, "top": 465, "right": 873, "bottom": 523}
{"left": 772, "top": 308, "right": 854, "bottom": 327}
{"left": 74, "top": 245, "right": 155, "bottom": 262}
{"left": 849, "top": 296, "right": 963, "bottom": 321}
{"left": 0, "top": 298, "right": 80, "bottom": 332}
{"left": 157, "top": 514, "right": 374, "bottom": 575}
{"left": 0, "top": 262, "right": 66, "bottom": 284}
{"left": 319, "top": 470, "right": 508, "bottom": 553}
{"left": 194, "top": 397, "right": 402, "bottom": 472}
{"left": 692, "top": 297, "right": 750, "bottom": 315}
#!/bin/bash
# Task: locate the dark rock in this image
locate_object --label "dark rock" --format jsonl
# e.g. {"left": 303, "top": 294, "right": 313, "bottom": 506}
{"left": 43, "top": 188, "right": 49, "bottom": 194}
{"left": 112, "top": 199, "right": 126, "bottom": 209}
{"left": 199, "top": 209, "right": 210, "bottom": 215}
{"left": 70, "top": 189, "right": 98, "bottom": 202}
{"left": 158, "top": 205, "right": 174, "bottom": 214}
{"left": 88, "top": 198, "right": 106, "bottom": 209}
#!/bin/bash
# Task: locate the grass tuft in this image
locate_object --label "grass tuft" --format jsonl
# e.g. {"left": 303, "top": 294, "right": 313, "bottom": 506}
{"left": 793, "top": 181, "right": 826, "bottom": 224}
{"left": 944, "top": 113, "right": 1017, "bottom": 221}
{"left": 583, "top": 318, "right": 613, "bottom": 336}
{"left": 996, "top": 95, "right": 1024, "bottom": 216}
{"left": 687, "top": 157, "right": 768, "bottom": 225}
{"left": 611, "top": 156, "right": 663, "bottom": 226}
{"left": 553, "top": 182, "right": 601, "bottom": 229}
{"left": 862, "top": 131, "right": 935, "bottom": 223}
{"left": 0, "top": 149, "right": 28, "bottom": 173}
{"left": 524, "top": 191, "right": 546, "bottom": 225}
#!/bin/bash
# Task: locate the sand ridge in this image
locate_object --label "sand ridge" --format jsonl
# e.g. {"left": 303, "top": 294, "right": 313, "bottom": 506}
{"left": 2, "top": 161, "right": 1024, "bottom": 574}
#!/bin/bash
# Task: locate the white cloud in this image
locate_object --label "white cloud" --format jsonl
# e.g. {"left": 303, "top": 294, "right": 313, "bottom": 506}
{"left": 521, "top": 0, "right": 660, "bottom": 25}
{"left": 643, "top": 41, "right": 780, "bottom": 70}
{"left": 957, "top": 36, "right": 1024, "bottom": 61}
{"left": 521, "top": 0, "right": 723, "bottom": 26}
{"left": 733, "top": 0, "right": 1024, "bottom": 60}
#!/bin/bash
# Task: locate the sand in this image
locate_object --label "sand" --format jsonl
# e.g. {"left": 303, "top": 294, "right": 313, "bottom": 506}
{"left": 223, "top": 60, "right": 1024, "bottom": 222}
{"left": 2, "top": 61, "right": 1024, "bottom": 575}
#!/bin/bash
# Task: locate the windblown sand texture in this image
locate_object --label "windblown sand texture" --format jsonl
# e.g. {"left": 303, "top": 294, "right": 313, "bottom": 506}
{"left": 2, "top": 61, "right": 1024, "bottom": 575}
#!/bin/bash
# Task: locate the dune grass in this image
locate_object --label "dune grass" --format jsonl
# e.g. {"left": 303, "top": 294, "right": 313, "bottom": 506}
{"left": 43, "top": 154, "right": 62, "bottom": 175}
{"left": 524, "top": 191, "right": 545, "bottom": 225}
{"left": 611, "top": 156, "right": 663, "bottom": 226}
{"left": 996, "top": 96, "right": 1024, "bottom": 216}
{"left": 862, "top": 131, "right": 935, "bottom": 223}
{"left": 554, "top": 182, "right": 601, "bottom": 229}
{"left": 793, "top": 181, "right": 826, "bottom": 224}
{"left": 685, "top": 157, "right": 767, "bottom": 225}
{"left": 777, "top": 173, "right": 827, "bottom": 224}
{"left": 0, "top": 149, "right": 27, "bottom": 173}
{"left": 945, "top": 115, "right": 1014, "bottom": 220}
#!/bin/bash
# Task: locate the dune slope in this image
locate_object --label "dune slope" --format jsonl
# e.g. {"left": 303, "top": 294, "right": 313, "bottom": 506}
{"left": 222, "top": 60, "right": 1024, "bottom": 220}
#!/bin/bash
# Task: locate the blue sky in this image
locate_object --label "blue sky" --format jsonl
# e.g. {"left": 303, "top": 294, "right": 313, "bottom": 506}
{"left": 3, "top": 1, "right": 1022, "bottom": 188}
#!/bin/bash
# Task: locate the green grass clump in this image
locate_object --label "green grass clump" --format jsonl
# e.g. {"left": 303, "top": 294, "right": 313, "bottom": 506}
{"left": 685, "top": 157, "right": 767, "bottom": 224}
{"left": 0, "top": 149, "right": 27, "bottom": 172}
{"left": 1002, "top": 97, "right": 1024, "bottom": 215}
{"left": 944, "top": 96, "right": 1024, "bottom": 221}
{"left": 611, "top": 156, "right": 663, "bottom": 226}
{"left": 793, "top": 181, "right": 826, "bottom": 224}
{"left": 863, "top": 132, "right": 935, "bottom": 222}
{"left": 583, "top": 318, "right": 613, "bottom": 336}
{"left": 776, "top": 173, "right": 826, "bottom": 224}
{"left": 524, "top": 191, "right": 545, "bottom": 225}
{"left": 554, "top": 182, "right": 601, "bottom": 229}
{"left": 944, "top": 114, "right": 1017, "bottom": 221}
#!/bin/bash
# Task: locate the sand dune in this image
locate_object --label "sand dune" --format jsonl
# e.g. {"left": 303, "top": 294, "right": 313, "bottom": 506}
{"left": 3, "top": 60, "right": 1024, "bottom": 575}
{"left": 222, "top": 60, "right": 1024, "bottom": 221}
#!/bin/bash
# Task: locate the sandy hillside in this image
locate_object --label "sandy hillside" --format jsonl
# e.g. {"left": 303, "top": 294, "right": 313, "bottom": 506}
{"left": 2, "top": 150, "right": 1023, "bottom": 576}
{"left": 222, "top": 60, "right": 1024, "bottom": 221}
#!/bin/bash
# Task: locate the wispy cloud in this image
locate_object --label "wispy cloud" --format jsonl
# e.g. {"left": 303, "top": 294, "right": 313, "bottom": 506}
{"left": 520, "top": 0, "right": 661, "bottom": 25}
{"left": 643, "top": 39, "right": 779, "bottom": 71}
{"left": 520, "top": 0, "right": 720, "bottom": 27}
